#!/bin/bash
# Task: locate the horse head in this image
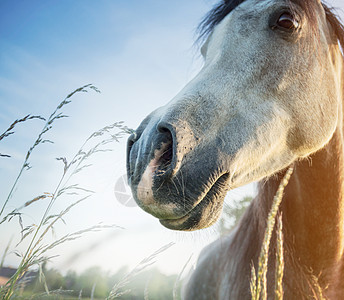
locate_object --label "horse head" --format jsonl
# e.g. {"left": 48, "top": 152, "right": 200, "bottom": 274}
{"left": 126, "top": 0, "right": 343, "bottom": 231}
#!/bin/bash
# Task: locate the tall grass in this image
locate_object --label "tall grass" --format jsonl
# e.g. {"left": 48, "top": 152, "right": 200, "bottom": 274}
{"left": 0, "top": 85, "right": 131, "bottom": 299}
{"left": 250, "top": 166, "right": 293, "bottom": 300}
{"left": 107, "top": 242, "right": 175, "bottom": 299}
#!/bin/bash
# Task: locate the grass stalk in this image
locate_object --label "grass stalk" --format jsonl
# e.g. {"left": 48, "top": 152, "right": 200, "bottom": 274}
{"left": 173, "top": 254, "right": 193, "bottom": 300}
{"left": 274, "top": 214, "right": 284, "bottom": 300}
{"left": 250, "top": 166, "right": 293, "bottom": 300}
{"left": 0, "top": 84, "right": 99, "bottom": 218}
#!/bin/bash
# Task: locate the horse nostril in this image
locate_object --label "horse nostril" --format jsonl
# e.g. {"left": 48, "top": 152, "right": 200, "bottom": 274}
{"left": 156, "top": 124, "right": 174, "bottom": 173}
{"left": 126, "top": 132, "right": 138, "bottom": 179}
{"left": 158, "top": 135, "right": 173, "bottom": 169}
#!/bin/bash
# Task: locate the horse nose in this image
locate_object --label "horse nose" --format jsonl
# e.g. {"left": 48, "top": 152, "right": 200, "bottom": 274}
{"left": 126, "top": 121, "right": 176, "bottom": 187}
{"left": 126, "top": 116, "right": 201, "bottom": 219}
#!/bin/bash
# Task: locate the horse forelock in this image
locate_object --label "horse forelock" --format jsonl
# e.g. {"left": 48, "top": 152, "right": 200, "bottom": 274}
{"left": 198, "top": 0, "right": 245, "bottom": 41}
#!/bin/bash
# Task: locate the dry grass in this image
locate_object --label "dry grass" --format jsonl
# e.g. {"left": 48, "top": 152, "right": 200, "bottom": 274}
{"left": 0, "top": 85, "right": 133, "bottom": 299}
{"left": 250, "top": 167, "right": 293, "bottom": 300}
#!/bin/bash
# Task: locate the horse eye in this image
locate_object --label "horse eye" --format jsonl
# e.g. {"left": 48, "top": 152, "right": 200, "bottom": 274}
{"left": 276, "top": 13, "right": 299, "bottom": 30}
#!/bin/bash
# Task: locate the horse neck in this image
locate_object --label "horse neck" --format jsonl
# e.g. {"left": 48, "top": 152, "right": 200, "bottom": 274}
{"left": 256, "top": 122, "right": 344, "bottom": 280}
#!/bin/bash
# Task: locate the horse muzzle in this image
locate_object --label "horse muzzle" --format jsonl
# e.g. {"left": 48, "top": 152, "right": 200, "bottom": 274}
{"left": 126, "top": 111, "right": 230, "bottom": 231}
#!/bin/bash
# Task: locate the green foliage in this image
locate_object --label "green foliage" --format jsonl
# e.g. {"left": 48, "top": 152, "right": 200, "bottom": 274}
{"left": 75, "top": 267, "right": 109, "bottom": 298}
{"left": 107, "top": 243, "right": 175, "bottom": 299}
{"left": 145, "top": 270, "right": 177, "bottom": 300}
{"left": 219, "top": 196, "right": 252, "bottom": 234}
{"left": 16, "top": 265, "right": 177, "bottom": 299}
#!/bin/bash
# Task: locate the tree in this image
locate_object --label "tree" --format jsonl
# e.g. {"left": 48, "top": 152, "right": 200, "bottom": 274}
{"left": 75, "top": 266, "right": 109, "bottom": 298}
{"left": 219, "top": 196, "right": 253, "bottom": 235}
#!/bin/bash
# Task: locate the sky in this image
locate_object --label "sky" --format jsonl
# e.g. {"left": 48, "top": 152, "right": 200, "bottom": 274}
{"left": 1, "top": 0, "right": 344, "bottom": 278}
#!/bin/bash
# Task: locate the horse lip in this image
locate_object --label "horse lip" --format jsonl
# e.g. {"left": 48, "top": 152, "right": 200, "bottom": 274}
{"left": 159, "top": 173, "right": 230, "bottom": 230}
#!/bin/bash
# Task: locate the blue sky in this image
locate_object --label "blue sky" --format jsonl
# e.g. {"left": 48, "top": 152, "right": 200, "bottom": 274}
{"left": 1, "top": 0, "right": 344, "bottom": 277}
{"left": 0, "top": 0, "right": 227, "bottom": 275}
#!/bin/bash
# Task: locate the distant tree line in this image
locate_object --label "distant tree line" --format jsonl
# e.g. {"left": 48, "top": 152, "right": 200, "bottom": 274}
{"left": 15, "top": 264, "right": 178, "bottom": 299}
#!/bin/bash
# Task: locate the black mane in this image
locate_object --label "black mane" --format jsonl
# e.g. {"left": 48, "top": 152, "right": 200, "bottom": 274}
{"left": 198, "top": 0, "right": 246, "bottom": 40}
{"left": 198, "top": 0, "right": 344, "bottom": 51}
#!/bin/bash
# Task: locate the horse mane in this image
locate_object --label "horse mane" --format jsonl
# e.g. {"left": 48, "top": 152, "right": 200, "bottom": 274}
{"left": 324, "top": 5, "right": 344, "bottom": 52}
{"left": 198, "top": 0, "right": 246, "bottom": 41}
{"left": 198, "top": 0, "right": 344, "bottom": 55}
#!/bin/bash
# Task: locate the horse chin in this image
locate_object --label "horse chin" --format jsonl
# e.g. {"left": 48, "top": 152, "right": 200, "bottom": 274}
{"left": 159, "top": 173, "right": 230, "bottom": 231}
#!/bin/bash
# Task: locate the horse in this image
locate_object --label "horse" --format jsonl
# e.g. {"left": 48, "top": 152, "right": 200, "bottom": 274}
{"left": 126, "top": 0, "right": 344, "bottom": 298}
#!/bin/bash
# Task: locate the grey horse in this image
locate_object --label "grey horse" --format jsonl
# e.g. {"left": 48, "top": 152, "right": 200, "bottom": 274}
{"left": 127, "top": 0, "right": 344, "bottom": 298}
